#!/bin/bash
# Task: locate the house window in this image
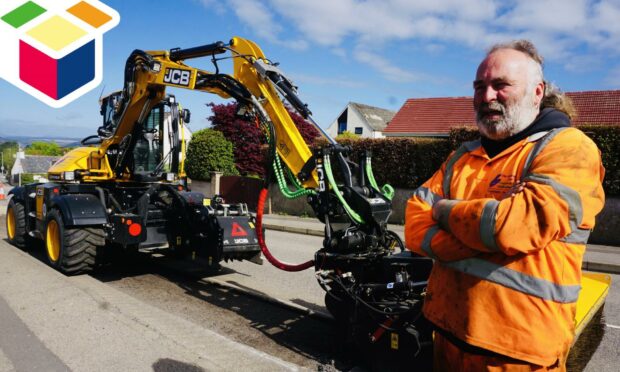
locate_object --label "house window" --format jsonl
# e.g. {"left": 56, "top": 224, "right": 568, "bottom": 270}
{"left": 354, "top": 127, "right": 363, "bottom": 135}
{"left": 337, "top": 109, "right": 348, "bottom": 134}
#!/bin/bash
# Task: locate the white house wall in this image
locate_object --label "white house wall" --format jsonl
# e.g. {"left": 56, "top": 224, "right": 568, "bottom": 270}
{"left": 326, "top": 120, "right": 339, "bottom": 138}
{"left": 348, "top": 107, "right": 374, "bottom": 138}
{"left": 326, "top": 104, "right": 388, "bottom": 139}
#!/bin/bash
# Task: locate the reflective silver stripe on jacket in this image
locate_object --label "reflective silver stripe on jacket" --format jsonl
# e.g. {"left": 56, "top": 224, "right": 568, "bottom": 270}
{"left": 443, "top": 140, "right": 481, "bottom": 198}
{"left": 560, "top": 228, "right": 591, "bottom": 244}
{"left": 437, "top": 200, "right": 457, "bottom": 233}
{"left": 525, "top": 131, "right": 549, "bottom": 143}
{"left": 442, "top": 258, "right": 581, "bottom": 303}
{"left": 521, "top": 128, "right": 569, "bottom": 180}
{"left": 412, "top": 187, "right": 442, "bottom": 206}
{"left": 480, "top": 199, "right": 500, "bottom": 251}
{"left": 421, "top": 225, "right": 440, "bottom": 259}
{"left": 524, "top": 173, "right": 584, "bottom": 241}
{"left": 522, "top": 127, "right": 587, "bottom": 244}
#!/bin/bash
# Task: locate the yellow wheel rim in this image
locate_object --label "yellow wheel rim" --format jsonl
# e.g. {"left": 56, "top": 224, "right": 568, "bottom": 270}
{"left": 7, "top": 206, "right": 15, "bottom": 240}
{"left": 46, "top": 219, "right": 61, "bottom": 263}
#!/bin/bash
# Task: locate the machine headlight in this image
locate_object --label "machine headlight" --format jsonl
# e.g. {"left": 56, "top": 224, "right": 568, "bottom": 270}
{"left": 63, "top": 171, "right": 75, "bottom": 181}
{"left": 151, "top": 62, "right": 162, "bottom": 72}
{"left": 165, "top": 172, "right": 175, "bottom": 182}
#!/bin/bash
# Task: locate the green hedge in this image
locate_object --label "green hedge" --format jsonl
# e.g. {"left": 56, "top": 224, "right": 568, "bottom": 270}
{"left": 578, "top": 125, "right": 620, "bottom": 196}
{"left": 186, "top": 128, "right": 239, "bottom": 181}
{"left": 448, "top": 125, "right": 620, "bottom": 196}
{"left": 448, "top": 126, "right": 480, "bottom": 149}
{"left": 314, "top": 137, "right": 452, "bottom": 190}
{"left": 314, "top": 125, "right": 619, "bottom": 196}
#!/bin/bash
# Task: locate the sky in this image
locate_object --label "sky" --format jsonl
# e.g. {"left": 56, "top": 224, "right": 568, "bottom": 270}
{"left": 1, "top": 0, "right": 619, "bottom": 139}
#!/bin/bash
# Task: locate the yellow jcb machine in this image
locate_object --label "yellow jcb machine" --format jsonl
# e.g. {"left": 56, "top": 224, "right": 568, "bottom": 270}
{"left": 5, "top": 37, "right": 610, "bottom": 369}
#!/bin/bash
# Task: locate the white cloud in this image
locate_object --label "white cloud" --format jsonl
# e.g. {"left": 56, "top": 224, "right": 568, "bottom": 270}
{"left": 590, "top": 0, "right": 620, "bottom": 52}
{"left": 202, "top": 0, "right": 620, "bottom": 84}
{"left": 331, "top": 47, "right": 347, "bottom": 58}
{"left": 292, "top": 73, "right": 366, "bottom": 89}
{"left": 225, "top": 0, "right": 308, "bottom": 51}
{"left": 496, "top": 0, "right": 589, "bottom": 33}
{"left": 227, "top": 0, "right": 281, "bottom": 42}
{"left": 197, "top": 0, "right": 226, "bottom": 14}
{"left": 268, "top": 0, "right": 498, "bottom": 47}
{"left": 563, "top": 55, "right": 604, "bottom": 73}
{"left": 260, "top": 0, "right": 501, "bottom": 81}
{"left": 353, "top": 49, "right": 420, "bottom": 83}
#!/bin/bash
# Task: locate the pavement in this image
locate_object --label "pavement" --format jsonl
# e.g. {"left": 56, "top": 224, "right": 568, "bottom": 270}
{"left": 262, "top": 214, "right": 620, "bottom": 275}
{"left": 0, "top": 235, "right": 303, "bottom": 372}
{"left": 0, "top": 187, "right": 305, "bottom": 371}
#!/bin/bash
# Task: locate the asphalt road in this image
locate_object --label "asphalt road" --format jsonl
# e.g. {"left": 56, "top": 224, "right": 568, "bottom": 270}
{"left": 0, "top": 219, "right": 354, "bottom": 371}
{"left": 112, "top": 229, "right": 620, "bottom": 371}
{"left": 0, "top": 218, "right": 618, "bottom": 371}
{"left": 222, "top": 230, "right": 620, "bottom": 371}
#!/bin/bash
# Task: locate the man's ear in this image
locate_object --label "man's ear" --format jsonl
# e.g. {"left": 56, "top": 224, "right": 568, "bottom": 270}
{"left": 534, "top": 81, "right": 545, "bottom": 107}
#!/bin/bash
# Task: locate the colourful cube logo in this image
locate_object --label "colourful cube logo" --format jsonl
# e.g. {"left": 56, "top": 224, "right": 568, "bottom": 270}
{"left": 0, "top": 1, "right": 119, "bottom": 107}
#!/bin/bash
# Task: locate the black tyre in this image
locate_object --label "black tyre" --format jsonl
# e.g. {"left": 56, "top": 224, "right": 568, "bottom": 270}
{"left": 6, "top": 198, "right": 28, "bottom": 249}
{"left": 45, "top": 209, "right": 105, "bottom": 275}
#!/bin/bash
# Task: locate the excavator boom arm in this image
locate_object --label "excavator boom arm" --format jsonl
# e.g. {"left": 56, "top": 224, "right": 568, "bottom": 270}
{"left": 102, "top": 37, "right": 318, "bottom": 187}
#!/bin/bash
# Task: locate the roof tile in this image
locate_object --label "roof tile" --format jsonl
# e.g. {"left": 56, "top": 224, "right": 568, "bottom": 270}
{"left": 385, "top": 90, "right": 620, "bottom": 135}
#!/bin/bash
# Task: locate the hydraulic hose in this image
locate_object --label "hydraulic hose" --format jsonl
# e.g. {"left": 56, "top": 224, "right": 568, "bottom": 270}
{"left": 255, "top": 188, "right": 314, "bottom": 272}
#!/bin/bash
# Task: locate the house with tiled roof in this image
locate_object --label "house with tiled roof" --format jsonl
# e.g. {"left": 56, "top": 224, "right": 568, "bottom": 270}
{"left": 327, "top": 102, "right": 396, "bottom": 138}
{"left": 384, "top": 90, "right": 620, "bottom": 137}
{"left": 384, "top": 97, "right": 474, "bottom": 137}
{"left": 566, "top": 90, "right": 620, "bottom": 125}
{"left": 10, "top": 150, "right": 60, "bottom": 185}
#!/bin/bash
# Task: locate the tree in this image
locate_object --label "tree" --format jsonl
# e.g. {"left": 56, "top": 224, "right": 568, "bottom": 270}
{"left": 185, "top": 128, "right": 238, "bottom": 181}
{"left": 0, "top": 141, "right": 18, "bottom": 172}
{"left": 208, "top": 102, "right": 321, "bottom": 177}
{"left": 25, "top": 141, "right": 64, "bottom": 156}
{"left": 208, "top": 103, "right": 265, "bottom": 177}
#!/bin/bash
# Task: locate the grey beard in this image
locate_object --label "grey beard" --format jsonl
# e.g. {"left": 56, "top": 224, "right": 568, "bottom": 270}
{"left": 477, "top": 99, "right": 539, "bottom": 140}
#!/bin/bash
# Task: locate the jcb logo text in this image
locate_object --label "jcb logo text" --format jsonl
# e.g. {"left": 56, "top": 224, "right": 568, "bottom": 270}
{"left": 163, "top": 68, "right": 191, "bottom": 86}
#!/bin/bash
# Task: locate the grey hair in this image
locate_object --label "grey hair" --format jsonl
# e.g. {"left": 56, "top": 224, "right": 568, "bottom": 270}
{"left": 541, "top": 81, "right": 577, "bottom": 120}
{"left": 488, "top": 40, "right": 544, "bottom": 90}
{"left": 485, "top": 40, "right": 576, "bottom": 119}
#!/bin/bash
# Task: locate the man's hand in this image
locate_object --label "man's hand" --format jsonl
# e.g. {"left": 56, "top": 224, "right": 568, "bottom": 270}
{"left": 432, "top": 199, "right": 459, "bottom": 231}
{"left": 502, "top": 181, "right": 527, "bottom": 199}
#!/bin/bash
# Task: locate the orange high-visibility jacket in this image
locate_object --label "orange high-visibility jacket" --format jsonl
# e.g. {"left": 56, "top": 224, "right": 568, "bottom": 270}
{"left": 405, "top": 127, "right": 605, "bottom": 365}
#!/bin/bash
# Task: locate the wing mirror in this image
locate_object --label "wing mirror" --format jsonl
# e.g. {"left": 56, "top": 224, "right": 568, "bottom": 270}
{"left": 182, "top": 108, "right": 191, "bottom": 124}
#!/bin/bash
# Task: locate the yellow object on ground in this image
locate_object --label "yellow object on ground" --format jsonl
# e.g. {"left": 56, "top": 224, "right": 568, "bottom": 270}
{"left": 574, "top": 272, "right": 611, "bottom": 341}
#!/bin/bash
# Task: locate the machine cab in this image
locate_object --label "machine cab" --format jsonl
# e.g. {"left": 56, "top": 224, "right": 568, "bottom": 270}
{"left": 98, "top": 91, "right": 121, "bottom": 138}
{"left": 98, "top": 92, "right": 191, "bottom": 182}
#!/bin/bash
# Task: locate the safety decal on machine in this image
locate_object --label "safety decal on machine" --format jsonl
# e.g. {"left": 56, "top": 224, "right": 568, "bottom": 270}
{"left": 231, "top": 222, "right": 248, "bottom": 237}
{"left": 0, "top": 0, "right": 120, "bottom": 107}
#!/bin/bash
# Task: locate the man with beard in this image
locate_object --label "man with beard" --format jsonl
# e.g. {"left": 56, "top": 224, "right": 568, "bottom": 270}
{"left": 405, "top": 40, "right": 605, "bottom": 370}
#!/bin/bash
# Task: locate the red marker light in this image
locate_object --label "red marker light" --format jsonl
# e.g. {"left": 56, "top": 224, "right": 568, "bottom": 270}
{"left": 128, "top": 223, "right": 142, "bottom": 237}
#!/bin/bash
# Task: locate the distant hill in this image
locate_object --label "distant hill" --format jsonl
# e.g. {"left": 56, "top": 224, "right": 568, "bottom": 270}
{"left": 0, "top": 135, "right": 81, "bottom": 148}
